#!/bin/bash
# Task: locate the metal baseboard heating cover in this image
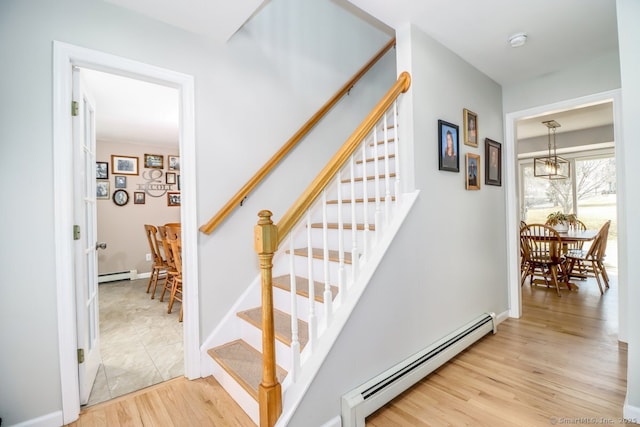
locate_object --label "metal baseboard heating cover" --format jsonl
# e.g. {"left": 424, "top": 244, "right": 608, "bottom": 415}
{"left": 341, "top": 312, "right": 496, "bottom": 427}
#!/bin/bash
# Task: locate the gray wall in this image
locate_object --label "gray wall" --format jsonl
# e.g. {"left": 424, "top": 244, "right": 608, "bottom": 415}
{"left": 288, "top": 23, "right": 508, "bottom": 426}
{"left": 517, "top": 124, "right": 614, "bottom": 155}
{"left": 0, "top": 0, "right": 393, "bottom": 424}
{"left": 617, "top": 0, "right": 640, "bottom": 415}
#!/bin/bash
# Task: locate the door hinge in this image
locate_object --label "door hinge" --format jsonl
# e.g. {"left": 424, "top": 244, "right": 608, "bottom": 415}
{"left": 72, "top": 101, "right": 79, "bottom": 116}
{"left": 73, "top": 225, "right": 81, "bottom": 240}
{"left": 77, "top": 348, "right": 85, "bottom": 364}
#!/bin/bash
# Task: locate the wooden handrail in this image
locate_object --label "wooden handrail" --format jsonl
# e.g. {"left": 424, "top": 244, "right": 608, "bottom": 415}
{"left": 275, "top": 71, "right": 411, "bottom": 244}
{"left": 199, "top": 38, "right": 397, "bottom": 234}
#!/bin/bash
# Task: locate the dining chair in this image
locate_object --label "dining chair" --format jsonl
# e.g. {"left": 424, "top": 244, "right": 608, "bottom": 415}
{"left": 144, "top": 224, "right": 168, "bottom": 298}
{"left": 164, "top": 224, "right": 183, "bottom": 322}
{"left": 520, "top": 223, "right": 567, "bottom": 296}
{"left": 158, "top": 225, "right": 178, "bottom": 302}
{"left": 565, "top": 220, "right": 611, "bottom": 295}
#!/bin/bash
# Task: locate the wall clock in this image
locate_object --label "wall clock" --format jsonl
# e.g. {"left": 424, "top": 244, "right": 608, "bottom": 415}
{"left": 112, "top": 189, "right": 129, "bottom": 206}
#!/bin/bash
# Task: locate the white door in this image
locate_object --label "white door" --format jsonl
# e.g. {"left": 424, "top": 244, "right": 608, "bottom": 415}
{"left": 73, "top": 67, "right": 102, "bottom": 404}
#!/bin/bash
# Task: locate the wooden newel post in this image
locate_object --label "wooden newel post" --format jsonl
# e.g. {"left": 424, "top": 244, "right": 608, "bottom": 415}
{"left": 254, "top": 210, "right": 282, "bottom": 427}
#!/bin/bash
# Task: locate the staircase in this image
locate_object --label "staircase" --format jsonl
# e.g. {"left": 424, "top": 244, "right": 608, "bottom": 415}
{"left": 201, "top": 73, "right": 415, "bottom": 426}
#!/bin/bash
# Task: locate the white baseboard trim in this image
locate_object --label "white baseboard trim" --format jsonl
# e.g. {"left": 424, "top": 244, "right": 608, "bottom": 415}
{"left": 624, "top": 396, "right": 640, "bottom": 424}
{"left": 10, "top": 411, "right": 63, "bottom": 427}
{"left": 495, "top": 309, "right": 511, "bottom": 325}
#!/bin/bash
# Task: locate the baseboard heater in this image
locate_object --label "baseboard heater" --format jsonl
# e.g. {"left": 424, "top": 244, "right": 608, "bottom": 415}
{"left": 341, "top": 312, "right": 496, "bottom": 427}
{"left": 98, "top": 269, "right": 138, "bottom": 283}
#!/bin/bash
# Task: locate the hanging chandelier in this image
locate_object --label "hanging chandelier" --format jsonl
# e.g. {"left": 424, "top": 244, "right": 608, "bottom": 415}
{"left": 534, "top": 120, "right": 570, "bottom": 179}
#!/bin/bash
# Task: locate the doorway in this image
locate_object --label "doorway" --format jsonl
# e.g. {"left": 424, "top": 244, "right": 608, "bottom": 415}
{"left": 78, "top": 67, "right": 184, "bottom": 405}
{"left": 53, "top": 41, "right": 199, "bottom": 425}
{"left": 504, "top": 89, "right": 626, "bottom": 340}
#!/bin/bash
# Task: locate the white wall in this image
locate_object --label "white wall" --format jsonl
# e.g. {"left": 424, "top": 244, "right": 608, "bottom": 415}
{"left": 617, "top": 0, "right": 640, "bottom": 417}
{"left": 0, "top": 0, "right": 393, "bottom": 424}
{"left": 288, "top": 23, "right": 508, "bottom": 426}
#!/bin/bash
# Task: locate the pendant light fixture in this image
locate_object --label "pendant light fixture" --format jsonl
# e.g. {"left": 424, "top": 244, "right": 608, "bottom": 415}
{"left": 534, "top": 120, "right": 570, "bottom": 179}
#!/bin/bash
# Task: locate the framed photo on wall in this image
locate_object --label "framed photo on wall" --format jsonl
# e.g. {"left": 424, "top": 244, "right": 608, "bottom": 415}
{"left": 111, "top": 155, "right": 139, "bottom": 175}
{"left": 463, "top": 108, "right": 478, "bottom": 147}
{"left": 144, "top": 153, "right": 164, "bottom": 169}
{"left": 438, "top": 120, "right": 460, "bottom": 172}
{"left": 485, "top": 138, "right": 502, "bottom": 186}
{"left": 96, "top": 162, "right": 108, "bottom": 179}
{"left": 134, "top": 192, "right": 146, "bottom": 204}
{"left": 168, "top": 155, "right": 180, "bottom": 171}
{"left": 114, "top": 175, "right": 127, "bottom": 188}
{"left": 166, "top": 172, "right": 176, "bottom": 185}
{"left": 167, "top": 192, "right": 181, "bottom": 207}
{"left": 96, "top": 181, "right": 109, "bottom": 199}
{"left": 465, "top": 153, "right": 481, "bottom": 190}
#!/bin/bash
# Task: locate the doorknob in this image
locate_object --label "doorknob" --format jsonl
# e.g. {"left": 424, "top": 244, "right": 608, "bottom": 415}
{"left": 96, "top": 242, "right": 107, "bottom": 250}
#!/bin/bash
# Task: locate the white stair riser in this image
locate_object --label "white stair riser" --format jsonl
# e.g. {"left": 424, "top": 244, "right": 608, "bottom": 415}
{"left": 210, "top": 358, "right": 259, "bottom": 425}
{"left": 273, "top": 284, "right": 328, "bottom": 324}
{"left": 239, "top": 319, "right": 295, "bottom": 371}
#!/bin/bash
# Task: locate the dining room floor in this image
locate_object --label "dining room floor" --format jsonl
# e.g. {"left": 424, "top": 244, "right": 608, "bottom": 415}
{"left": 86, "top": 277, "right": 183, "bottom": 407}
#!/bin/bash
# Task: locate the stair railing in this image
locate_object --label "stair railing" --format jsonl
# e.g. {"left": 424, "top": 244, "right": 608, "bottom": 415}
{"left": 199, "top": 38, "right": 396, "bottom": 235}
{"left": 254, "top": 71, "right": 411, "bottom": 427}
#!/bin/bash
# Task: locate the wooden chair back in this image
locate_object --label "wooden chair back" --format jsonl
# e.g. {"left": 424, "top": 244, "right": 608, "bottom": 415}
{"left": 166, "top": 225, "right": 182, "bottom": 276}
{"left": 520, "top": 224, "right": 563, "bottom": 264}
{"left": 595, "top": 220, "right": 611, "bottom": 261}
{"left": 144, "top": 224, "right": 164, "bottom": 264}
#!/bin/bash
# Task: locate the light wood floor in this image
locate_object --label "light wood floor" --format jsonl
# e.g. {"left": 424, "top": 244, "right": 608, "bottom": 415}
{"left": 67, "top": 273, "right": 626, "bottom": 427}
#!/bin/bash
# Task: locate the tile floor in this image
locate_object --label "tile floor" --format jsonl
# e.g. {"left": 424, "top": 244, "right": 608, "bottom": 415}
{"left": 86, "top": 278, "right": 183, "bottom": 406}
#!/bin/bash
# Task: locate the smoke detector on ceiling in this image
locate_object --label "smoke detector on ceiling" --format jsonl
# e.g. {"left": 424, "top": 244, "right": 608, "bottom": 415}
{"left": 508, "top": 33, "right": 528, "bottom": 48}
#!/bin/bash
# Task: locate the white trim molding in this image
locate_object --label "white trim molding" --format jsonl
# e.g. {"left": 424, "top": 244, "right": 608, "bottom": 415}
{"left": 53, "top": 41, "right": 199, "bottom": 424}
{"left": 504, "top": 89, "right": 624, "bottom": 330}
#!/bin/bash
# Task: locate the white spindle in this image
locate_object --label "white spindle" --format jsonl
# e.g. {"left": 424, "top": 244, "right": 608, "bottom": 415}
{"left": 393, "top": 101, "right": 401, "bottom": 207}
{"left": 288, "top": 235, "right": 300, "bottom": 380}
{"left": 349, "top": 156, "right": 359, "bottom": 282}
{"left": 337, "top": 171, "right": 346, "bottom": 305}
{"left": 373, "top": 126, "right": 383, "bottom": 240}
{"left": 306, "top": 211, "right": 316, "bottom": 350}
{"left": 383, "top": 111, "right": 392, "bottom": 224}
{"left": 322, "top": 190, "right": 332, "bottom": 325}
{"left": 361, "top": 144, "right": 370, "bottom": 261}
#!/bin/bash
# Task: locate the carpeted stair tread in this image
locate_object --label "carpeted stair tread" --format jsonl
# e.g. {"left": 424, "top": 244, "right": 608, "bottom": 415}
{"left": 326, "top": 196, "right": 395, "bottom": 204}
{"left": 272, "top": 275, "right": 337, "bottom": 303}
{"left": 237, "top": 307, "right": 309, "bottom": 350}
{"left": 310, "top": 222, "right": 374, "bottom": 231}
{"left": 340, "top": 173, "right": 396, "bottom": 183}
{"left": 208, "top": 339, "right": 287, "bottom": 401}
{"left": 287, "top": 247, "right": 352, "bottom": 264}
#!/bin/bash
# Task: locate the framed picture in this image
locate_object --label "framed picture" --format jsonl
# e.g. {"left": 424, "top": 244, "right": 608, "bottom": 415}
{"left": 168, "top": 155, "right": 180, "bottom": 171}
{"left": 111, "top": 155, "right": 139, "bottom": 175}
{"left": 96, "top": 162, "right": 108, "bottom": 179}
{"left": 112, "top": 189, "right": 129, "bottom": 206}
{"left": 177, "top": 175, "right": 181, "bottom": 191}
{"left": 465, "top": 153, "right": 481, "bottom": 190}
{"left": 485, "top": 138, "right": 502, "bottom": 186}
{"left": 96, "top": 181, "right": 110, "bottom": 199}
{"left": 463, "top": 108, "right": 478, "bottom": 147}
{"left": 144, "top": 153, "right": 164, "bottom": 169}
{"left": 114, "top": 175, "right": 127, "bottom": 189}
{"left": 134, "top": 192, "right": 146, "bottom": 204}
{"left": 167, "top": 192, "right": 181, "bottom": 207}
{"left": 438, "top": 120, "right": 459, "bottom": 172}
{"left": 166, "top": 172, "right": 176, "bottom": 185}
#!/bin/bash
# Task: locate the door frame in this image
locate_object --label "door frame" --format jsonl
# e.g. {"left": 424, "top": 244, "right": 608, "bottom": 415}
{"left": 504, "top": 89, "right": 626, "bottom": 339}
{"left": 53, "top": 41, "right": 200, "bottom": 424}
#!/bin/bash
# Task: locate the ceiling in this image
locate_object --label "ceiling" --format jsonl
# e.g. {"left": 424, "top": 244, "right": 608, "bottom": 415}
{"left": 90, "top": 0, "right": 618, "bottom": 145}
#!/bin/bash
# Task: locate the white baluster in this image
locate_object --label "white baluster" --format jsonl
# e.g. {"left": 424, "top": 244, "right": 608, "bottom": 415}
{"left": 288, "top": 235, "right": 300, "bottom": 381}
{"left": 373, "top": 126, "right": 383, "bottom": 241}
{"left": 383, "top": 111, "right": 392, "bottom": 224}
{"left": 349, "top": 156, "right": 359, "bottom": 283}
{"left": 393, "top": 101, "right": 401, "bottom": 207}
{"left": 322, "top": 190, "right": 332, "bottom": 325}
{"left": 337, "top": 171, "right": 346, "bottom": 305}
{"left": 361, "top": 144, "right": 370, "bottom": 261}
{"left": 306, "top": 211, "right": 316, "bottom": 350}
